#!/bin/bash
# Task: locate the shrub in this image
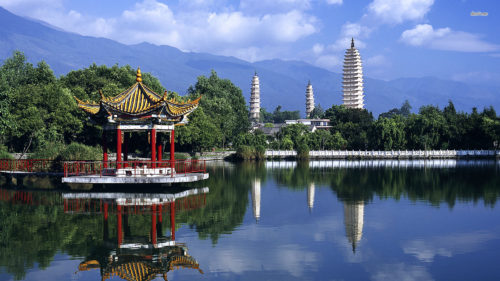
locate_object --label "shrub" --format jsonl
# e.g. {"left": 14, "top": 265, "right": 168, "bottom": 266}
{"left": 296, "top": 143, "right": 310, "bottom": 159}
{"left": 0, "top": 149, "right": 12, "bottom": 159}
{"left": 30, "top": 142, "right": 65, "bottom": 160}
{"left": 236, "top": 145, "right": 254, "bottom": 160}
{"left": 56, "top": 143, "right": 102, "bottom": 161}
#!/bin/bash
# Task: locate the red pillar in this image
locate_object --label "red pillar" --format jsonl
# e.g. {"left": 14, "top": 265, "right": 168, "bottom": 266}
{"left": 158, "top": 204, "right": 163, "bottom": 223}
{"left": 170, "top": 201, "right": 176, "bottom": 240}
{"left": 151, "top": 128, "right": 156, "bottom": 168}
{"left": 116, "top": 129, "right": 122, "bottom": 169}
{"left": 104, "top": 203, "right": 108, "bottom": 221}
{"left": 124, "top": 132, "right": 129, "bottom": 167}
{"left": 157, "top": 134, "right": 162, "bottom": 164}
{"left": 170, "top": 130, "right": 175, "bottom": 169}
{"left": 117, "top": 205, "right": 123, "bottom": 246}
{"left": 102, "top": 131, "right": 108, "bottom": 168}
{"left": 152, "top": 204, "right": 157, "bottom": 245}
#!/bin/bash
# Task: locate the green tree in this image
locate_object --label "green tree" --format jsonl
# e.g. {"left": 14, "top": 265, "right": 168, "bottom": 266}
{"left": 185, "top": 71, "right": 250, "bottom": 150}
{"left": 309, "top": 104, "right": 325, "bottom": 118}
{"left": 324, "top": 105, "right": 374, "bottom": 150}
{"left": 405, "top": 106, "right": 447, "bottom": 149}
{"left": 272, "top": 105, "right": 300, "bottom": 123}
{"left": 176, "top": 107, "right": 222, "bottom": 152}
{"left": 372, "top": 116, "right": 406, "bottom": 150}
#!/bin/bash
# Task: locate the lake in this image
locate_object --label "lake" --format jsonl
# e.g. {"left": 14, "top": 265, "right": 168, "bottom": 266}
{"left": 1, "top": 159, "right": 499, "bottom": 281}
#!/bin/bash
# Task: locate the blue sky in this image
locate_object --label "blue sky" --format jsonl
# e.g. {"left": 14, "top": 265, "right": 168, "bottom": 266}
{"left": 1, "top": 0, "right": 499, "bottom": 84}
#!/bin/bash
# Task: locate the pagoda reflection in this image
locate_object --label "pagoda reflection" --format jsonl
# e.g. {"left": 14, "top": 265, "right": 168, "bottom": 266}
{"left": 252, "top": 178, "right": 261, "bottom": 221}
{"left": 343, "top": 201, "right": 364, "bottom": 253}
{"left": 64, "top": 188, "right": 208, "bottom": 281}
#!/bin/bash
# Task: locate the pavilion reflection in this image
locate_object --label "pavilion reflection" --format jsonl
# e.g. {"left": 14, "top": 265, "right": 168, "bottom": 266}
{"left": 63, "top": 188, "right": 208, "bottom": 281}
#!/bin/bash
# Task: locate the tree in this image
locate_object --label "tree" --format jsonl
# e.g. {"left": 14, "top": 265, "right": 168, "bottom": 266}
{"left": 176, "top": 107, "right": 222, "bottom": 152}
{"left": 272, "top": 106, "right": 300, "bottom": 123}
{"left": 405, "top": 106, "right": 447, "bottom": 149}
{"left": 185, "top": 71, "right": 250, "bottom": 149}
{"left": 260, "top": 107, "right": 273, "bottom": 123}
{"left": 325, "top": 105, "right": 374, "bottom": 150}
{"left": 379, "top": 100, "right": 412, "bottom": 119}
{"left": 309, "top": 104, "right": 324, "bottom": 118}
{"left": 372, "top": 116, "right": 406, "bottom": 150}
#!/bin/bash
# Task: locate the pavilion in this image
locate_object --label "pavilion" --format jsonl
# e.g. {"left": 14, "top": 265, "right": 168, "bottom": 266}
{"left": 63, "top": 68, "right": 208, "bottom": 184}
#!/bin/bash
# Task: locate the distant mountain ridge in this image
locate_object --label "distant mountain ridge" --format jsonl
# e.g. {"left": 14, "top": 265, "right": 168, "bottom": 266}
{"left": 0, "top": 6, "right": 498, "bottom": 116}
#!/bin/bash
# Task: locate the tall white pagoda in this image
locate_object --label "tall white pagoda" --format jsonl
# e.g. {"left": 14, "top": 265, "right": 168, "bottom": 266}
{"left": 249, "top": 71, "right": 261, "bottom": 123}
{"left": 306, "top": 81, "right": 315, "bottom": 118}
{"left": 342, "top": 38, "right": 365, "bottom": 109}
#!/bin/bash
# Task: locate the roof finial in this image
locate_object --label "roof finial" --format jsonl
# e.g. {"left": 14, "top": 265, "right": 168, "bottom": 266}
{"left": 254, "top": 70, "right": 258, "bottom": 76}
{"left": 136, "top": 67, "right": 142, "bottom": 83}
{"left": 351, "top": 38, "right": 355, "bottom": 49}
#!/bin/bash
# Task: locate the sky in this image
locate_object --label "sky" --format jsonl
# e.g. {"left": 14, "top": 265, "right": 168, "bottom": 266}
{"left": 0, "top": 0, "right": 499, "bottom": 84}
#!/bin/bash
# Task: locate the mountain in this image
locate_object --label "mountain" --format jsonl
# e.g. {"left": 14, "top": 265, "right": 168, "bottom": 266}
{"left": 0, "top": 6, "right": 498, "bottom": 116}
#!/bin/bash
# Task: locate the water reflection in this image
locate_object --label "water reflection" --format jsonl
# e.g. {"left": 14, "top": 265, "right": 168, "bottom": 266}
{"left": 69, "top": 190, "right": 207, "bottom": 280}
{"left": 1, "top": 160, "right": 499, "bottom": 280}
{"left": 251, "top": 178, "right": 261, "bottom": 221}
{"left": 343, "top": 201, "right": 364, "bottom": 253}
{"left": 0, "top": 187, "right": 208, "bottom": 280}
{"left": 307, "top": 182, "right": 315, "bottom": 211}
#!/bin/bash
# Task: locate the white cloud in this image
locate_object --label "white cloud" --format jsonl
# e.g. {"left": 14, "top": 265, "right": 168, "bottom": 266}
{"left": 312, "top": 43, "right": 325, "bottom": 55}
{"left": 368, "top": 0, "right": 434, "bottom": 24}
{"left": 365, "top": 55, "right": 388, "bottom": 66}
{"left": 315, "top": 55, "right": 342, "bottom": 70}
{"left": 240, "top": 0, "right": 311, "bottom": 14}
{"left": 0, "top": 0, "right": 318, "bottom": 62}
{"left": 371, "top": 263, "right": 434, "bottom": 281}
{"left": 402, "top": 231, "right": 497, "bottom": 263}
{"left": 328, "top": 22, "right": 370, "bottom": 51}
{"left": 400, "top": 24, "right": 499, "bottom": 52}
{"left": 326, "top": 0, "right": 343, "bottom": 5}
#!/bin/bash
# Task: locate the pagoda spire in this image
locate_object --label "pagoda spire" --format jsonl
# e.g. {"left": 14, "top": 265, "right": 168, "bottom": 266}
{"left": 351, "top": 37, "right": 355, "bottom": 48}
{"left": 136, "top": 67, "right": 142, "bottom": 82}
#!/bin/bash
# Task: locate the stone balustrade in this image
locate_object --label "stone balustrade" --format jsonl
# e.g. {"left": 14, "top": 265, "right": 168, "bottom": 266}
{"left": 265, "top": 150, "right": 499, "bottom": 159}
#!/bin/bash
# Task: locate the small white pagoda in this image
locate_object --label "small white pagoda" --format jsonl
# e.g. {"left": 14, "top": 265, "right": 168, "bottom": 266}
{"left": 306, "top": 81, "right": 315, "bottom": 118}
{"left": 249, "top": 71, "right": 261, "bottom": 123}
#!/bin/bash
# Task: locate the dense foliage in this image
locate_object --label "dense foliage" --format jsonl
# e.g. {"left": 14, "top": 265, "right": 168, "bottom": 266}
{"left": 260, "top": 106, "right": 300, "bottom": 123}
{"left": 177, "top": 71, "right": 250, "bottom": 152}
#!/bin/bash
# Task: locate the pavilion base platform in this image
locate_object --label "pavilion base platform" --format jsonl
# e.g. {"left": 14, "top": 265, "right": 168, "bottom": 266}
{"left": 62, "top": 173, "right": 209, "bottom": 184}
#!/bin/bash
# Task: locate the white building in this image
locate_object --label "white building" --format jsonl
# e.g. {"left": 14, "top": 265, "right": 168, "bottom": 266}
{"left": 284, "top": 119, "right": 332, "bottom": 132}
{"left": 249, "top": 72, "right": 261, "bottom": 123}
{"left": 342, "top": 38, "right": 365, "bottom": 109}
{"left": 306, "top": 81, "right": 315, "bottom": 118}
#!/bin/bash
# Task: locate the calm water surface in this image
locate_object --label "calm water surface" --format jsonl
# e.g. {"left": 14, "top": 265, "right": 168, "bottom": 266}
{"left": 1, "top": 160, "right": 500, "bottom": 281}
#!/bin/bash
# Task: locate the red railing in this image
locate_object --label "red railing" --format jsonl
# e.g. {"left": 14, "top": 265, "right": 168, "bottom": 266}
{"left": 63, "top": 160, "right": 207, "bottom": 178}
{"left": 0, "top": 159, "right": 53, "bottom": 172}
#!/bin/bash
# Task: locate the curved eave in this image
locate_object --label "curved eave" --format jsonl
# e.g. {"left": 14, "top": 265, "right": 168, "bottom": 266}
{"left": 74, "top": 96, "right": 100, "bottom": 114}
{"left": 164, "top": 96, "right": 202, "bottom": 117}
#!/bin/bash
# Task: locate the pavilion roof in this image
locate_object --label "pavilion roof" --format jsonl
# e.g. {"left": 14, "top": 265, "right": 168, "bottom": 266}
{"left": 79, "top": 251, "right": 203, "bottom": 281}
{"left": 74, "top": 68, "right": 201, "bottom": 123}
